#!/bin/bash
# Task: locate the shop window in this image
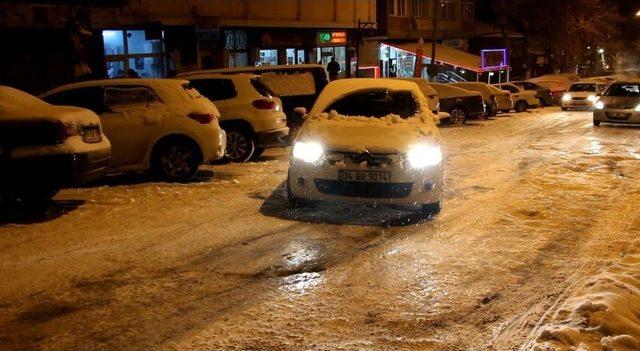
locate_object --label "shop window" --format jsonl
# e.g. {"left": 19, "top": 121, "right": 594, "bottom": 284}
{"left": 128, "top": 57, "right": 164, "bottom": 78}
{"left": 126, "top": 30, "right": 162, "bottom": 55}
{"left": 106, "top": 61, "right": 125, "bottom": 78}
{"left": 286, "top": 48, "right": 296, "bottom": 65}
{"left": 103, "top": 30, "right": 124, "bottom": 56}
{"left": 413, "top": 0, "right": 430, "bottom": 17}
{"left": 258, "top": 49, "right": 278, "bottom": 66}
{"left": 228, "top": 52, "right": 248, "bottom": 68}
{"left": 390, "top": 0, "right": 408, "bottom": 16}
{"left": 441, "top": 0, "right": 455, "bottom": 19}
{"left": 297, "top": 49, "right": 305, "bottom": 64}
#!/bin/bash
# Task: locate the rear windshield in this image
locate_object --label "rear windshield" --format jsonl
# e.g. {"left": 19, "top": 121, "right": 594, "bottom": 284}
{"left": 569, "top": 84, "right": 596, "bottom": 92}
{"left": 260, "top": 71, "right": 316, "bottom": 97}
{"left": 182, "top": 83, "right": 204, "bottom": 99}
{"left": 250, "top": 77, "right": 276, "bottom": 97}
{"left": 605, "top": 84, "right": 640, "bottom": 97}
{"left": 324, "top": 89, "right": 418, "bottom": 119}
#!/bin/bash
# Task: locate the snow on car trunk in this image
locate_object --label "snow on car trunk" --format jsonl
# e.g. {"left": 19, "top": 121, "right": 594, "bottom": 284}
{"left": 298, "top": 110, "right": 439, "bottom": 154}
{"left": 533, "top": 255, "right": 640, "bottom": 351}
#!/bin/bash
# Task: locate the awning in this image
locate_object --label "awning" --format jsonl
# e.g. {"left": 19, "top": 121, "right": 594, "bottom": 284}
{"left": 383, "top": 41, "right": 509, "bottom": 73}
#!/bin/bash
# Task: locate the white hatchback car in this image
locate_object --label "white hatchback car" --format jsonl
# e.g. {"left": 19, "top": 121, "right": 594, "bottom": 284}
{"left": 494, "top": 83, "right": 540, "bottom": 112}
{"left": 287, "top": 79, "right": 444, "bottom": 216}
{"left": 41, "top": 79, "right": 226, "bottom": 182}
{"left": 180, "top": 73, "right": 289, "bottom": 162}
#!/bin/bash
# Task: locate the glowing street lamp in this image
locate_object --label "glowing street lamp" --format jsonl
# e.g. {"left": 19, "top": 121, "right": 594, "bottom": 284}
{"left": 636, "top": 10, "right": 640, "bottom": 17}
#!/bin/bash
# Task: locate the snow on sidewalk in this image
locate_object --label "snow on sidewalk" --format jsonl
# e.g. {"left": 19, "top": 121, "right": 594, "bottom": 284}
{"left": 533, "top": 255, "right": 640, "bottom": 351}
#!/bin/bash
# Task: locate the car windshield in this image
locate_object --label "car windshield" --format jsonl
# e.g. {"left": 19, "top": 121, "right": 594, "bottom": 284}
{"left": 569, "top": 84, "right": 596, "bottom": 92}
{"left": 605, "top": 84, "right": 640, "bottom": 97}
{"left": 324, "top": 89, "right": 418, "bottom": 119}
{"left": 250, "top": 77, "right": 276, "bottom": 97}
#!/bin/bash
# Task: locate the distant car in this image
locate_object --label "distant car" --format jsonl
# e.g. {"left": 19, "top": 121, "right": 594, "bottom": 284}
{"left": 511, "top": 81, "right": 553, "bottom": 106}
{"left": 426, "top": 83, "right": 486, "bottom": 124}
{"left": 493, "top": 83, "right": 540, "bottom": 112}
{"left": 451, "top": 82, "right": 512, "bottom": 116}
{"left": 179, "top": 64, "right": 329, "bottom": 133}
{"left": 41, "top": 79, "right": 226, "bottom": 182}
{"left": 0, "top": 86, "right": 111, "bottom": 203}
{"left": 287, "top": 79, "right": 443, "bottom": 216}
{"left": 389, "top": 78, "right": 440, "bottom": 114}
{"left": 593, "top": 82, "right": 640, "bottom": 127}
{"left": 181, "top": 73, "right": 289, "bottom": 162}
{"left": 561, "top": 82, "right": 604, "bottom": 111}
{"left": 526, "top": 79, "right": 571, "bottom": 104}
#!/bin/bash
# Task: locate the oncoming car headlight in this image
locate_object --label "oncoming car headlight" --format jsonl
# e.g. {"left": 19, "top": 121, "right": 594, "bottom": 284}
{"left": 635, "top": 104, "right": 640, "bottom": 112}
{"left": 595, "top": 101, "right": 605, "bottom": 110}
{"left": 407, "top": 145, "right": 443, "bottom": 168}
{"left": 587, "top": 95, "right": 597, "bottom": 102}
{"left": 292, "top": 141, "right": 323, "bottom": 163}
{"left": 562, "top": 94, "right": 571, "bottom": 102}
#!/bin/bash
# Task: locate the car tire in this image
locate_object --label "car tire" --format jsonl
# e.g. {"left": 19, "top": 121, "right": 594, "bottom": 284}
{"left": 421, "top": 202, "right": 441, "bottom": 218}
{"left": 515, "top": 100, "right": 528, "bottom": 112}
{"left": 152, "top": 140, "right": 201, "bottom": 182}
{"left": 251, "top": 147, "right": 266, "bottom": 160}
{"left": 561, "top": 107, "right": 568, "bottom": 111}
{"left": 486, "top": 105, "right": 497, "bottom": 118}
{"left": 594, "top": 120, "right": 601, "bottom": 127}
{"left": 225, "top": 128, "right": 255, "bottom": 163}
{"left": 448, "top": 107, "right": 467, "bottom": 125}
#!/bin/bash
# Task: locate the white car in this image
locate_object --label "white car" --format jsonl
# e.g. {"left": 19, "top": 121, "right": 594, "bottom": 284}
{"left": 287, "top": 79, "right": 444, "bottom": 216}
{"left": 1, "top": 86, "right": 111, "bottom": 202}
{"left": 561, "top": 82, "right": 606, "bottom": 110}
{"left": 180, "top": 73, "right": 289, "bottom": 162}
{"left": 494, "top": 83, "right": 540, "bottom": 112}
{"left": 41, "top": 79, "right": 226, "bottom": 182}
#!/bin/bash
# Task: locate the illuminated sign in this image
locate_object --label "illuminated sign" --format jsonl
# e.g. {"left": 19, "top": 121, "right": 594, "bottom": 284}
{"left": 481, "top": 49, "right": 508, "bottom": 70}
{"left": 317, "top": 31, "right": 348, "bottom": 46}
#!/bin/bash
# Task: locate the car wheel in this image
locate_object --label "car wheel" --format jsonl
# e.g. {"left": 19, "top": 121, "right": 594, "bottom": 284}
{"left": 594, "top": 120, "right": 601, "bottom": 127}
{"left": 515, "top": 100, "right": 528, "bottom": 113}
{"left": 485, "top": 105, "right": 496, "bottom": 117}
{"left": 448, "top": 107, "right": 467, "bottom": 125}
{"left": 153, "top": 141, "right": 200, "bottom": 182}
{"left": 421, "top": 202, "right": 441, "bottom": 218}
{"left": 286, "top": 176, "right": 309, "bottom": 208}
{"left": 225, "top": 128, "right": 255, "bottom": 163}
{"left": 561, "top": 107, "right": 568, "bottom": 111}
{"left": 251, "top": 147, "right": 266, "bottom": 160}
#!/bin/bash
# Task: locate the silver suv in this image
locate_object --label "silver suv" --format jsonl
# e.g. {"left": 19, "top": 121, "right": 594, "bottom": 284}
{"left": 593, "top": 82, "right": 640, "bottom": 127}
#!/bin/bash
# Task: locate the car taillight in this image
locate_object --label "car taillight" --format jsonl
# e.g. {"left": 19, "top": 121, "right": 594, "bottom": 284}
{"left": 188, "top": 113, "right": 215, "bottom": 124}
{"left": 55, "top": 121, "right": 79, "bottom": 141}
{"left": 252, "top": 99, "right": 277, "bottom": 110}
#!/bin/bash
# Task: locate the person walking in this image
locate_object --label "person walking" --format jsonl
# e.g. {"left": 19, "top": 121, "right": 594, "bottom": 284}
{"left": 327, "top": 57, "right": 341, "bottom": 81}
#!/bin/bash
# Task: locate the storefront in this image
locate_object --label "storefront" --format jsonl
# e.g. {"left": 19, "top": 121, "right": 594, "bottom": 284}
{"left": 102, "top": 29, "right": 166, "bottom": 78}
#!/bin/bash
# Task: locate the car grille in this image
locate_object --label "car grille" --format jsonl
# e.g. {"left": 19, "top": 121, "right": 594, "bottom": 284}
{"left": 606, "top": 112, "right": 632, "bottom": 119}
{"left": 607, "top": 104, "right": 635, "bottom": 110}
{"left": 314, "top": 179, "right": 413, "bottom": 199}
{"left": 572, "top": 97, "right": 587, "bottom": 101}
{"left": 324, "top": 151, "right": 396, "bottom": 167}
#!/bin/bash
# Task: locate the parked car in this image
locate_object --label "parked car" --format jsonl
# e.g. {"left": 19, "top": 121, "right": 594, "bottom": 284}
{"left": 526, "top": 79, "right": 570, "bottom": 104}
{"left": 561, "top": 82, "right": 605, "bottom": 110}
{"left": 287, "top": 79, "right": 444, "bottom": 216}
{"left": 0, "top": 86, "right": 111, "bottom": 203}
{"left": 426, "top": 83, "right": 486, "bottom": 124}
{"left": 451, "top": 82, "right": 512, "bottom": 116}
{"left": 41, "top": 79, "right": 226, "bottom": 182}
{"left": 493, "top": 83, "right": 540, "bottom": 112}
{"left": 179, "top": 64, "right": 328, "bottom": 133}
{"left": 390, "top": 78, "right": 439, "bottom": 114}
{"left": 593, "top": 82, "right": 640, "bottom": 127}
{"left": 180, "top": 73, "right": 289, "bottom": 162}
{"left": 511, "top": 81, "right": 553, "bottom": 106}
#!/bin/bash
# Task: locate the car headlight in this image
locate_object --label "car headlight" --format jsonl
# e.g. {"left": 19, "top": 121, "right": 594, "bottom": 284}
{"left": 292, "top": 141, "right": 323, "bottom": 163}
{"left": 562, "top": 94, "right": 571, "bottom": 102}
{"left": 407, "top": 145, "right": 442, "bottom": 168}
{"left": 587, "top": 95, "right": 597, "bottom": 102}
{"left": 595, "top": 101, "right": 604, "bottom": 110}
{"left": 635, "top": 104, "right": 640, "bottom": 112}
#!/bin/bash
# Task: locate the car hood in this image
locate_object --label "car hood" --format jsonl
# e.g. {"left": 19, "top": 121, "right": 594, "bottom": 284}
{"left": 1, "top": 103, "right": 101, "bottom": 126}
{"left": 297, "top": 111, "right": 440, "bottom": 154}
{"left": 600, "top": 96, "right": 640, "bottom": 108}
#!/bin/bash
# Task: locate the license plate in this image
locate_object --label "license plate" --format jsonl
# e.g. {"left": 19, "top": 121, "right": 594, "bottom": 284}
{"left": 82, "top": 127, "right": 102, "bottom": 143}
{"left": 609, "top": 112, "right": 628, "bottom": 118}
{"left": 338, "top": 170, "right": 391, "bottom": 183}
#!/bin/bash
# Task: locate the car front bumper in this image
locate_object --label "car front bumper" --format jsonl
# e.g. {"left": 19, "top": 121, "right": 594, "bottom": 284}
{"left": 562, "top": 100, "right": 595, "bottom": 109}
{"left": 256, "top": 127, "right": 291, "bottom": 148}
{"left": 288, "top": 156, "right": 443, "bottom": 208}
{"left": 594, "top": 109, "right": 640, "bottom": 124}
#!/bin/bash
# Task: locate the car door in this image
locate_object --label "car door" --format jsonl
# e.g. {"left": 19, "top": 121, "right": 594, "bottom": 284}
{"left": 102, "top": 85, "right": 165, "bottom": 169}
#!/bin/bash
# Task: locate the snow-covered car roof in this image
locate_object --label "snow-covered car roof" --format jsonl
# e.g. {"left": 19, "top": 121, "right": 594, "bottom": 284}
{"left": 1, "top": 85, "right": 100, "bottom": 124}
{"left": 176, "top": 72, "right": 259, "bottom": 80}
{"left": 387, "top": 78, "right": 437, "bottom": 96}
{"left": 43, "top": 78, "right": 190, "bottom": 94}
{"left": 309, "top": 79, "right": 426, "bottom": 115}
{"left": 425, "top": 83, "right": 481, "bottom": 98}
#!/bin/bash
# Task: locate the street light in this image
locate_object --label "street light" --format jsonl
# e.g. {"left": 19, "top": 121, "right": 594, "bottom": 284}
{"left": 636, "top": 10, "right": 640, "bottom": 17}
{"left": 598, "top": 48, "right": 605, "bottom": 54}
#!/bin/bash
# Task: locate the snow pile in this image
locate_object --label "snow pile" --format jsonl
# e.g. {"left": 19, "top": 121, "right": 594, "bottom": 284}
{"left": 534, "top": 256, "right": 640, "bottom": 351}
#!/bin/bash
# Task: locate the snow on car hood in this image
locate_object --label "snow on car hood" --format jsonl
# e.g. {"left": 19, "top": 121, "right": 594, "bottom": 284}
{"left": 1, "top": 86, "right": 101, "bottom": 125}
{"left": 297, "top": 110, "right": 440, "bottom": 154}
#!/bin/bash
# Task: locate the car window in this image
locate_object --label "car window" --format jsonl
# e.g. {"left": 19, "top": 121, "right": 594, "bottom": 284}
{"left": 324, "top": 89, "right": 418, "bottom": 119}
{"left": 569, "top": 84, "right": 596, "bottom": 92}
{"left": 250, "top": 77, "right": 276, "bottom": 97}
{"left": 498, "top": 85, "right": 517, "bottom": 93}
{"left": 605, "top": 84, "right": 640, "bottom": 97}
{"left": 104, "top": 86, "right": 160, "bottom": 109}
{"left": 43, "top": 87, "right": 107, "bottom": 113}
{"left": 188, "top": 78, "right": 237, "bottom": 101}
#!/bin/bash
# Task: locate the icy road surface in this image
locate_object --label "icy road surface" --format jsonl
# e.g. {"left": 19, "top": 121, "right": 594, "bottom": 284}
{"left": 2, "top": 108, "right": 640, "bottom": 350}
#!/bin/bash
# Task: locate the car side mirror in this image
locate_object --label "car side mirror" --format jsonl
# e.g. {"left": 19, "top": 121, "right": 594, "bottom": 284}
{"left": 294, "top": 107, "right": 307, "bottom": 120}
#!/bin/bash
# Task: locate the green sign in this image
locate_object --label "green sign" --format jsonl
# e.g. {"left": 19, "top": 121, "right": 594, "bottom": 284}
{"left": 318, "top": 32, "right": 331, "bottom": 44}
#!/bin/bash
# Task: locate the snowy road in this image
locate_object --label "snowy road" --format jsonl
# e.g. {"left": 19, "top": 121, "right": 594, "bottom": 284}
{"left": 2, "top": 107, "right": 640, "bottom": 350}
